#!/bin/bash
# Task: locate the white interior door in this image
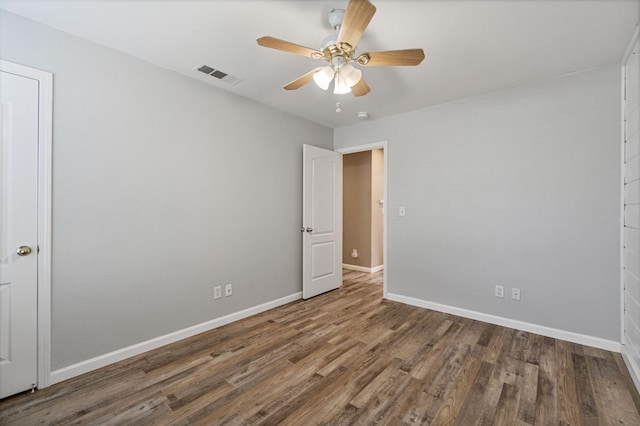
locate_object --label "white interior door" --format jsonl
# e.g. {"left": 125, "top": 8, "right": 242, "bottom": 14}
{"left": 0, "top": 70, "right": 39, "bottom": 398}
{"left": 623, "top": 35, "right": 640, "bottom": 379}
{"left": 302, "top": 144, "right": 342, "bottom": 299}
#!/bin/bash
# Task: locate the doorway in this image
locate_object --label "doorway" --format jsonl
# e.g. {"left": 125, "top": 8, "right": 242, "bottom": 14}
{"left": 336, "top": 142, "right": 387, "bottom": 297}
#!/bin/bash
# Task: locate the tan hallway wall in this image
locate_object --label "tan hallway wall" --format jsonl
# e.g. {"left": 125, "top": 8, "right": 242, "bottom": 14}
{"left": 371, "top": 149, "right": 384, "bottom": 268}
{"left": 343, "top": 149, "right": 384, "bottom": 269}
{"left": 343, "top": 151, "right": 372, "bottom": 267}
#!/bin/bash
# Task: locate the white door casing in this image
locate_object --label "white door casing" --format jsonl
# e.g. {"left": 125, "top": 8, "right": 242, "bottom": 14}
{"left": 0, "top": 60, "right": 52, "bottom": 397}
{"left": 622, "top": 29, "right": 640, "bottom": 392}
{"left": 302, "top": 145, "right": 342, "bottom": 299}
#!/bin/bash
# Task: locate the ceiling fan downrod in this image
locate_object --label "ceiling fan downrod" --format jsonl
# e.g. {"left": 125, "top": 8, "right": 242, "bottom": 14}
{"left": 328, "top": 8, "right": 345, "bottom": 32}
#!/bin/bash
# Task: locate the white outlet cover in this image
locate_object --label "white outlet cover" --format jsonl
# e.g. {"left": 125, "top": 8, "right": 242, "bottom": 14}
{"left": 511, "top": 288, "right": 521, "bottom": 301}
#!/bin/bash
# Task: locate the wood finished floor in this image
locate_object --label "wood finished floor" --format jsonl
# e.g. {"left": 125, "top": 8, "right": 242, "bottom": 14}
{"left": 2, "top": 270, "right": 640, "bottom": 425}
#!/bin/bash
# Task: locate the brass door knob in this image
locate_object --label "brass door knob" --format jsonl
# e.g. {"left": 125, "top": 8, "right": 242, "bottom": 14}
{"left": 16, "top": 246, "right": 32, "bottom": 256}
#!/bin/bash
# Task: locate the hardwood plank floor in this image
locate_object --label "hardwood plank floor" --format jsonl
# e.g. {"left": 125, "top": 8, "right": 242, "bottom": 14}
{"left": 2, "top": 269, "right": 640, "bottom": 425}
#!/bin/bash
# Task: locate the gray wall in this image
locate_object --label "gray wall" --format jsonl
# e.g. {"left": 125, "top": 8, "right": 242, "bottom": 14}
{"left": 335, "top": 65, "right": 621, "bottom": 341}
{"left": 1, "top": 11, "right": 333, "bottom": 369}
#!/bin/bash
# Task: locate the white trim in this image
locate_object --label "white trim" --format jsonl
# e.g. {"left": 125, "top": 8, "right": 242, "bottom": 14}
{"left": 50, "top": 292, "right": 302, "bottom": 385}
{"left": 621, "top": 28, "right": 640, "bottom": 391}
{"left": 336, "top": 141, "right": 388, "bottom": 298}
{"left": 0, "top": 60, "right": 53, "bottom": 389}
{"left": 621, "top": 25, "right": 640, "bottom": 348}
{"left": 622, "top": 63, "right": 627, "bottom": 345}
{"left": 342, "top": 263, "right": 384, "bottom": 273}
{"left": 336, "top": 142, "right": 386, "bottom": 154}
{"left": 622, "top": 345, "right": 640, "bottom": 394}
{"left": 387, "top": 293, "right": 621, "bottom": 352}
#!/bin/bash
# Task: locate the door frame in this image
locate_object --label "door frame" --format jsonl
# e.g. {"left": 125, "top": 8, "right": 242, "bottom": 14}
{"left": 0, "top": 60, "right": 53, "bottom": 389}
{"left": 336, "top": 141, "right": 388, "bottom": 298}
{"left": 620, "top": 25, "right": 640, "bottom": 393}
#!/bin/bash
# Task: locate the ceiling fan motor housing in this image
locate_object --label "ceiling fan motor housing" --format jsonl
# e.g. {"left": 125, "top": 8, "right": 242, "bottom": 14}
{"left": 323, "top": 41, "right": 355, "bottom": 66}
{"left": 331, "top": 55, "right": 347, "bottom": 67}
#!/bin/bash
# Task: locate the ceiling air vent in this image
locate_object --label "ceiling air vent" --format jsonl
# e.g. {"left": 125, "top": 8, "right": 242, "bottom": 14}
{"left": 196, "top": 64, "right": 243, "bottom": 86}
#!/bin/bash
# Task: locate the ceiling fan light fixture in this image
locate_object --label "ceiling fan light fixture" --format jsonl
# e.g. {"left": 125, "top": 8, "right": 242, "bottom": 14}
{"left": 333, "top": 72, "right": 351, "bottom": 95}
{"left": 341, "top": 63, "right": 362, "bottom": 87}
{"left": 313, "top": 66, "right": 335, "bottom": 90}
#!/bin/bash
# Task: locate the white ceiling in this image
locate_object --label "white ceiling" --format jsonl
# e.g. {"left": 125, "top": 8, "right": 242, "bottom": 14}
{"left": 1, "top": 0, "right": 638, "bottom": 128}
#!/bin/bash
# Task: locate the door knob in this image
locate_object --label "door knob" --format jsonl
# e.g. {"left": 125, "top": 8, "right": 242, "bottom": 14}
{"left": 16, "top": 246, "right": 32, "bottom": 256}
{"left": 305, "top": 227, "right": 313, "bottom": 233}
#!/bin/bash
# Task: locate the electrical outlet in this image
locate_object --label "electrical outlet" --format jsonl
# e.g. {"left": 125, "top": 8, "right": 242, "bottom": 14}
{"left": 225, "top": 284, "right": 233, "bottom": 297}
{"left": 495, "top": 285, "right": 504, "bottom": 299}
{"left": 213, "top": 286, "right": 222, "bottom": 300}
{"left": 512, "top": 288, "right": 521, "bottom": 301}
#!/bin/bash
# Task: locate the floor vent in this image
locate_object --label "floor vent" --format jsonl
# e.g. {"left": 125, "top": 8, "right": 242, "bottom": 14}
{"left": 196, "top": 64, "right": 243, "bottom": 86}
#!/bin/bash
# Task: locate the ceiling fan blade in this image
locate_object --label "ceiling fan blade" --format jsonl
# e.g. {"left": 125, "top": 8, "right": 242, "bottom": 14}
{"left": 337, "top": 0, "right": 376, "bottom": 49}
{"left": 257, "top": 36, "right": 323, "bottom": 59}
{"left": 357, "top": 49, "right": 425, "bottom": 66}
{"left": 351, "top": 78, "right": 371, "bottom": 97}
{"left": 284, "top": 68, "right": 323, "bottom": 90}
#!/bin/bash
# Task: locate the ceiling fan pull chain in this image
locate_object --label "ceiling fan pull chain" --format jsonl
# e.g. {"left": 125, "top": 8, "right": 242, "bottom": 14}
{"left": 335, "top": 68, "right": 344, "bottom": 113}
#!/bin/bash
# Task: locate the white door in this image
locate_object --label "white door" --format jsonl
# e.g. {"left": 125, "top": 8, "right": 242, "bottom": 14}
{"left": 302, "top": 144, "right": 342, "bottom": 299}
{"left": 0, "top": 70, "right": 39, "bottom": 398}
{"left": 623, "top": 36, "right": 640, "bottom": 372}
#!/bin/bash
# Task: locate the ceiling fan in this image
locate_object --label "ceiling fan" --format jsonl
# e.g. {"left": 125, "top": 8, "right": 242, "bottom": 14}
{"left": 257, "top": 0, "right": 425, "bottom": 97}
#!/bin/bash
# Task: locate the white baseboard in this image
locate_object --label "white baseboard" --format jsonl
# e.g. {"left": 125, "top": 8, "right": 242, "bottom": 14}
{"left": 50, "top": 292, "right": 302, "bottom": 385}
{"left": 386, "top": 293, "right": 620, "bottom": 352}
{"left": 342, "top": 263, "right": 384, "bottom": 273}
{"left": 622, "top": 345, "right": 640, "bottom": 394}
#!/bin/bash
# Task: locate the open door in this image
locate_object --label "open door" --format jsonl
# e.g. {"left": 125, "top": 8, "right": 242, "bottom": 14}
{"left": 0, "top": 67, "right": 39, "bottom": 398}
{"left": 302, "top": 145, "right": 342, "bottom": 299}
